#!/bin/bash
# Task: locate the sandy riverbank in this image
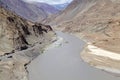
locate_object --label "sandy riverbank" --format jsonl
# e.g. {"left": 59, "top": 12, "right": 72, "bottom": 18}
{"left": 81, "top": 43, "right": 120, "bottom": 75}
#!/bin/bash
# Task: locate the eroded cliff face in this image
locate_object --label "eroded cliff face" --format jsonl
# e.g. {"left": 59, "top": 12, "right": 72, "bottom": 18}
{"left": 0, "top": 6, "right": 55, "bottom": 55}
{"left": 0, "top": 6, "right": 56, "bottom": 80}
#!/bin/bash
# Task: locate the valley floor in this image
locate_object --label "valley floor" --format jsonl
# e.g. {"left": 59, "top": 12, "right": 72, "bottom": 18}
{"left": 28, "top": 31, "right": 120, "bottom": 80}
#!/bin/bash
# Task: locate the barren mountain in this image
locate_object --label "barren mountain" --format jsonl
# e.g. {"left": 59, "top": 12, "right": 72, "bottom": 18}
{"left": 0, "top": 5, "right": 55, "bottom": 80}
{"left": 44, "top": 0, "right": 96, "bottom": 25}
{"left": 52, "top": 0, "right": 120, "bottom": 50}
{"left": 52, "top": 3, "right": 69, "bottom": 10}
{"left": 33, "top": 2, "right": 59, "bottom": 15}
{"left": 0, "top": 0, "right": 59, "bottom": 22}
{"left": 49, "top": 0, "right": 120, "bottom": 73}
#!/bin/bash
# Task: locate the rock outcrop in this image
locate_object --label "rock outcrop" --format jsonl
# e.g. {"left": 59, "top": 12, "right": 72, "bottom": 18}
{"left": 0, "top": 6, "right": 56, "bottom": 80}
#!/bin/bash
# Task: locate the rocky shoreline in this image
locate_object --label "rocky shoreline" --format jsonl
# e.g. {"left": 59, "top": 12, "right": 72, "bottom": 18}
{"left": 0, "top": 36, "right": 57, "bottom": 80}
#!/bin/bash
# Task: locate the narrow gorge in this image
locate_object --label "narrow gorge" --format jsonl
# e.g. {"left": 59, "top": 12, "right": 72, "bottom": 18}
{"left": 1, "top": 0, "right": 120, "bottom": 80}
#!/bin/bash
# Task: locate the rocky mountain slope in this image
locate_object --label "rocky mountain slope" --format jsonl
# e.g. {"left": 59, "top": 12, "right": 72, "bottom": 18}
{"left": 32, "top": 2, "right": 59, "bottom": 15}
{"left": 0, "top": 5, "right": 56, "bottom": 80}
{"left": 44, "top": 0, "right": 96, "bottom": 25}
{"left": 49, "top": 0, "right": 120, "bottom": 74}
{"left": 0, "top": 0, "right": 59, "bottom": 22}
{"left": 51, "top": 0, "right": 120, "bottom": 51}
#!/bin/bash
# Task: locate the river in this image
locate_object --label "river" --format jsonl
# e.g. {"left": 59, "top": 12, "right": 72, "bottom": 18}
{"left": 28, "top": 31, "right": 120, "bottom": 80}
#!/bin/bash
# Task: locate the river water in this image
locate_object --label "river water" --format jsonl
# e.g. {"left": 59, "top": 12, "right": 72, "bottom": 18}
{"left": 28, "top": 31, "right": 120, "bottom": 80}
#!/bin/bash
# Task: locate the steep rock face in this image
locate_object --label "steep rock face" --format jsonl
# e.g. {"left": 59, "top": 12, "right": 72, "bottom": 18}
{"left": 0, "top": 6, "right": 55, "bottom": 55}
{"left": 0, "top": 6, "right": 56, "bottom": 80}
{"left": 0, "top": 0, "right": 59, "bottom": 22}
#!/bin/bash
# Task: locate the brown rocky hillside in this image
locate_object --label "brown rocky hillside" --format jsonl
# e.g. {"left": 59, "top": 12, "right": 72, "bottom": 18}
{"left": 50, "top": 0, "right": 120, "bottom": 53}
{"left": 49, "top": 0, "right": 120, "bottom": 73}
{"left": 0, "top": 6, "right": 55, "bottom": 80}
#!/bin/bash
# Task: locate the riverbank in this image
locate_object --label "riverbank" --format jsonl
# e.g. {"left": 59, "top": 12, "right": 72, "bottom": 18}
{"left": 0, "top": 32, "right": 56, "bottom": 80}
{"left": 81, "top": 43, "right": 120, "bottom": 74}
{"left": 28, "top": 31, "right": 120, "bottom": 80}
